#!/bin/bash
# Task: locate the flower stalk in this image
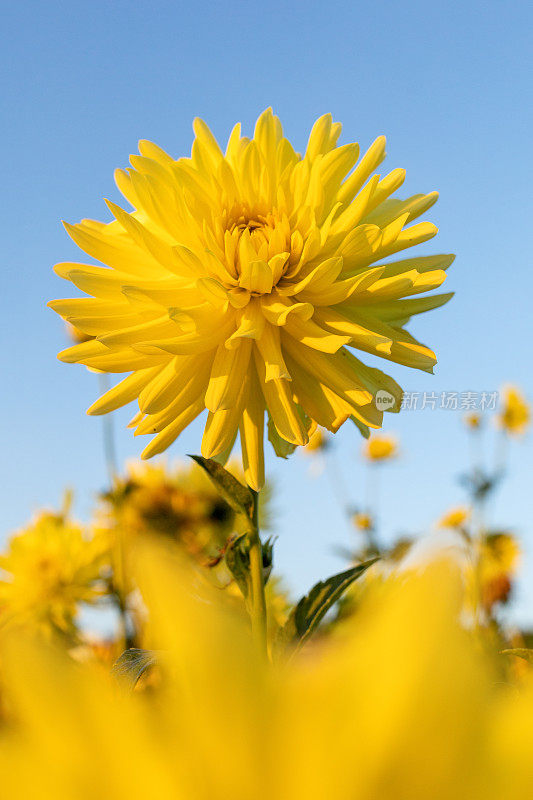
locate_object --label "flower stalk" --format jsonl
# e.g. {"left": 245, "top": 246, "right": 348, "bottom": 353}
{"left": 247, "top": 490, "right": 268, "bottom": 657}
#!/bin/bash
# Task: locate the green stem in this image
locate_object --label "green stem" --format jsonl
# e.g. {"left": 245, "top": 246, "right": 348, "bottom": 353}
{"left": 247, "top": 490, "right": 268, "bottom": 656}
{"left": 97, "top": 373, "right": 118, "bottom": 485}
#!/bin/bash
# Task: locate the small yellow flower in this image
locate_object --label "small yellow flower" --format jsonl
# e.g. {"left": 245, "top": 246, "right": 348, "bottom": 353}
{"left": 438, "top": 506, "right": 470, "bottom": 529}
{"left": 498, "top": 385, "right": 530, "bottom": 435}
{"left": 352, "top": 511, "right": 374, "bottom": 531}
{"left": 50, "top": 109, "right": 453, "bottom": 489}
{"left": 362, "top": 433, "right": 398, "bottom": 462}
{"left": 304, "top": 428, "right": 328, "bottom": 453}
{"left": 0, "top": 511, "right": 109, "bottom": 637}
{"left": 463, "top": 412, "right": 481, "bottom": 430}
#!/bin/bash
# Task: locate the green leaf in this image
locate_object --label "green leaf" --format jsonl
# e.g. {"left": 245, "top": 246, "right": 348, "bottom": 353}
{"left": 275, "top": 558, "right": 378, "bottom": 657}
{"left": 267, "top": 416, "right": 297, "bottom": 459}
{"left": 112, "top": 648, "right": 158, "bottom": 688}
{"left": 189, "top": 455, "right": 254, "bottom": 521}
{"left": 225, "top": 534, "right": 275, "bottom": 602}
{"left": 501, "top": 648, "right": 533, "bottom": 663}
{"left": 225, "top": 534, "right": 252, "bottom": 600}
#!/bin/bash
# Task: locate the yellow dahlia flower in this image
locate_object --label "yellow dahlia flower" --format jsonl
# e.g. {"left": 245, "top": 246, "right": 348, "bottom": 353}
{"left": 49, "top": 109, "right": 453, "bottom": 489}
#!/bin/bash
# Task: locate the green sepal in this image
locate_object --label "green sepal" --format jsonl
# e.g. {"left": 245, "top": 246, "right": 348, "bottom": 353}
{"left": 225, "top": 534, "right": 274, "bottom": 602}
{"left": 267, "top": 415, "right": 297, "bottom": 459}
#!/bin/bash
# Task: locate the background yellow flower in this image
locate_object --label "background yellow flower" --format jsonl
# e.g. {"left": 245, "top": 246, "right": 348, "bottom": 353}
{"left": 498, "top": 386, "right": 530, "bottom": 436}
{"left": 362, "top": 433, "right": 398, "bottom": 462}
{"left": 438, "top": 506, "right": 470, "bottom": 529}
{"left": 0, "top": 510, "right": 109, "bottom": 638}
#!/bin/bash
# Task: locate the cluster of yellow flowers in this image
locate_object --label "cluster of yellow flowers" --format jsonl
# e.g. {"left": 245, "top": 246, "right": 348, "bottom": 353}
{"left": 0, "top": 462, "right": 286, "bottom": 650}
{"left": 0, "top": 509, "right": 108, "bottom": 639}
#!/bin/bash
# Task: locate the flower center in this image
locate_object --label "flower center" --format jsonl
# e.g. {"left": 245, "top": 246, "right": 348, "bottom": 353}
{"left": 221, "top": 204, "right": 292, "bottom": 297}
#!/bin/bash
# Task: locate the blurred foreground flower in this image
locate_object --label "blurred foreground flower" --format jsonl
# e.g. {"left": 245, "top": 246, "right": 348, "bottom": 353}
{"left": 0, "top": 510, "right": 108, "bottom": 639}
{"left": 0, "top": 549, "right": 530, "bottom": 799}
{"left": 362, "top": 433, "right": 398, "bottom": 461}
{"left": 50, "top": 109, "right": 453, "bottom": 488}
{"left": 498, "top": 386, "right": 530, "bottom": 436}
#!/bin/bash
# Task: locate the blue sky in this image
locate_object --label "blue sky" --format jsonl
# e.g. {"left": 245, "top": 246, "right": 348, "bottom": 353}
{"left": 3, "top": 0, "right": 533, "bottom": 619}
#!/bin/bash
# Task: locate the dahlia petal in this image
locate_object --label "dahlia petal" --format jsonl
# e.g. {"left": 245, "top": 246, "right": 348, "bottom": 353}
{"left": 105, "top": 200, "right": 183, "bottom": 274}
{"left": 205, "top": 339, "right": 252, "bottom": 412}
{"left": 62, "top": 221, "right": 166, "bottom": 278}
{"left": 329, "top": 175, "right": 380, "bottom": 238}
{"left": 260, "top": 295, "right": 314, "bottom": 326}
{"left": 96, "top": 316, "right": 178, "bottom": 347}
{"left": 298, "top": 266, "right": 385, "bottom": 306}
{"left": 85, "top": 351, "right": 168, "bottom": 373}
{"left": 282, "top": 335, "right": 373, "bottom": 408}
{"left": 338, "top": 224, "right": 382, "bottom": 265}
{"left": 253, "top": 348, "right": 308, "bottom": 446}
{"left": 238, "top": 260, "right": 273, "bottom": 294}
{"left": 196, "top": 277, "right": 229, "bottom": 306}
{"left": 66, "top": 312, "right": 145, "bottom": 336}
{"left": 284, "top": 314, "right": 351, "bottom": 354}
{"left": 57, "top": 339, "right": 111, "bottom": 364}
{"left": 380, "top": 212, "right": 411, "bottom": 249}
{"left": 137, "top": 140, "right": 175, "bottom": 167}
{"left": 363, "top": 168, "right": 406, "bottom": 218}
{"left": 141, "top": 398, "right": 205, "bottom": 459}
{"left": 193, "top": 118, "right": 224, "bottom": 168}
{"left": 352, "top": 268, "right": 447, "bottom": 304}
{"left": 138, "top": 356, "right": 198, "bottom": 415}
{"left": 202, "top": 383, "right": 246, "bottom": 459}
{"left": 363, "top": 191, "right": 439, "bottom": 227}
{"left": 313, "top": 307, "right": 393, "bottom": 355}
{"left": 87, "top": 367, "right": 160, "bottom": 416}
{"left": 255, "top": 324, "right": 291, "bottom": 382}
{"left": 305, "top": 114, "right": 334, "bottom": 162}
{"left": 226, "top": 301, "right": 265, "bottom": 349}
{"left": 239, "top": 370, "right": 266, "bottom": 490}
{"left": 336, "top": 136, "right": 387, "bottom": 206}
{"left": 135, "top": 356, "right": 213, "bottom": 433}
{"left": 378, "top": 253, "right": 455, "bottom": 279}
{"left": 370, "top": 292, "right": 455, "bottom": 324}
{"left": 286, "top": 354, "right": 351, "bottom": 432}
{"left": 254, "top": 107, "right": 278, "bottom": 170}
{"left": 134, "top": 318, "right": 234, "bottom": 355}
{"left": 279, "top": 256, "right": 343, "bottom": 297}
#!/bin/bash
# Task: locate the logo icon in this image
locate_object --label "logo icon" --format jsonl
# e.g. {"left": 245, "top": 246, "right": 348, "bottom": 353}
{"left": 375, "top": 390, "right": 395, "bottom": 411}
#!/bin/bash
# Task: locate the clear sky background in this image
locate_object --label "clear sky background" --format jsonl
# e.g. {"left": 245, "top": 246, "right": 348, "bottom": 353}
{"left": 3, "top": 0, "right": 532, "bottom": 620}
